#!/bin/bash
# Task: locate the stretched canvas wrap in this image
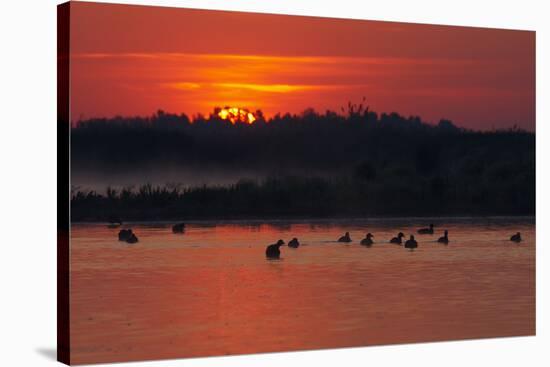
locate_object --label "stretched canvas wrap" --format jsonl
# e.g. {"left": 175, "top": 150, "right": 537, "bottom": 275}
{"left": 57, "top": 1, "right": 536, "bottom": 365}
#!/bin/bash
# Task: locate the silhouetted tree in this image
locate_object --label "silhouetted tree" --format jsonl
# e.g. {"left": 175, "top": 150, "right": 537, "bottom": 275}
{"left": 70, "top": 105, "right": 534, "bottom": 220}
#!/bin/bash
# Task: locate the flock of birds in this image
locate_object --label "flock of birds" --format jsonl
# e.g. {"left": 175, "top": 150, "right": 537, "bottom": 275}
{"left": 114, "top": 221, "right": 185, "bottom": 243}
{"left": 110, "top": 219, "right": 524, "bottom": 260}
{"left": 265, "top": 225, "right": 523, "bottom": 259}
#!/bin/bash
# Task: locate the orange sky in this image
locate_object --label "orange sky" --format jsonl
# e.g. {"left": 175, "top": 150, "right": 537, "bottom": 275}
{"left": 69, "top": 1, "right": 535, "bottom": 130}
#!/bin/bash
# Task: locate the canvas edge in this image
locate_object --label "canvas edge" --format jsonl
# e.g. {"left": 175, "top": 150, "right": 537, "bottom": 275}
{"left": 57, "top": 1, "right": 71, "bottom": 365}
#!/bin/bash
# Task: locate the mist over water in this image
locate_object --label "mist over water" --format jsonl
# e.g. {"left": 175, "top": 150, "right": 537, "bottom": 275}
{"left": 71, "top": 166, "right": 337, "bottom": 193}
{"left": 72, "top": 167, "right": 260, "bottom": 192}
{"left": 70, "top": 110, "right": 535, "bottom": 218}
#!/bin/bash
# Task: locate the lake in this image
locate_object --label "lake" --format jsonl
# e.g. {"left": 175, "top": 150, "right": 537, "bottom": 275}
{"left": 70, "top": 217, "right": 535, "bottom": 364}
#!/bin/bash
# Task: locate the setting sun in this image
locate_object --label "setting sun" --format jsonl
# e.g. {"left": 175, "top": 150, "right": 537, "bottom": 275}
{"left": 218, "top": 107, "right": 256, "bottom": 124}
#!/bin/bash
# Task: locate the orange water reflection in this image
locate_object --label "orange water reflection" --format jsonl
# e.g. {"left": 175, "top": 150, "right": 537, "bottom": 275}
{"left": 70, "top": 218, "right": 535, "bottom": 364}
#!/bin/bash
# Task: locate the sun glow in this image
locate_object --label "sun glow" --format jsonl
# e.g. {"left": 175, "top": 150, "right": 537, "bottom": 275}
{"left": 217, "top": 107, "right": 256, "bottom": 124}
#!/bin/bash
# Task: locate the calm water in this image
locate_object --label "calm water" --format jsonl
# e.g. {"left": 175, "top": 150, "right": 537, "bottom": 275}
{"left": 70, "top": 217, "right": 535, "bottom": 364}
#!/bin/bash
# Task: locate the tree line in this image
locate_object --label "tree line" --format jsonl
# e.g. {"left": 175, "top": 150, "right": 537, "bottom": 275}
{"left": 70, "top": 104, "right": 534, "bottom": 220}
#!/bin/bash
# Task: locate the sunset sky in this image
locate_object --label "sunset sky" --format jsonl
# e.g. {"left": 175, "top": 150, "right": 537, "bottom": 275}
{"left": 69, "top": 2, "right": 535, "bottom": 130}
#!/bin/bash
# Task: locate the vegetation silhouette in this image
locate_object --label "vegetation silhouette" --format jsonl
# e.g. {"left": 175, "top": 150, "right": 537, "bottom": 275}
{"left": 71, "top": 104, "right": 534, "bottom": 221}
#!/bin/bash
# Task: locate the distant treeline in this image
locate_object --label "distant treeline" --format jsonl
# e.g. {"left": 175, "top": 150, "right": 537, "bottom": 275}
{"left": 70, "top": 105, "right": 534, "bottom": 220}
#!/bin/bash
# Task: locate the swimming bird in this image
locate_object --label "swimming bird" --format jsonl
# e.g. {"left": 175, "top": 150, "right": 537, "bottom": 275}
{"left": 118, "top": 229, "right": 133, "bottom": 241}
{"left": 126, "top": 233, "right": 139, "bottom": 244}
{"left": 266, "top": 239, "right": 285, "bottom": 259}
{"left": 338, "top": 232, "right": 352, "bottom": 243}
{"left": 288, "top": 238, "right": 300, "bottom": 248}
{"left": 360, "top": 233, "right": 374, "bottom": 246}
{"left": 404, "top": 235, "right": 418, "bottom": 249}
{"left": 438, "top": 230, "right": 449, "bottom": 244}
{"left": 418, "top": 224, "right": 434, "bottom": 234}
{"left": 510, "top": 232, "right": 522, "bottom": 243}
{"left": 118, "top": 229, "right": 138, "bottom": 244}
{"left": 172, "top": 223, "right": 185, "bottom": 233}
{"left": 390, "top": 232, "right": 405, "bottom": 244}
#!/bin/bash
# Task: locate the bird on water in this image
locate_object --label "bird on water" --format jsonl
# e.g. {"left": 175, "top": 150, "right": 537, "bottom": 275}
{"left": 288, "top": 238, "right": 300, "bottom": 248}
{"left": 338, "top": 232, "right": 352, "bottom": 243}
{"left": 438, "top": 230, "right": 449, "bottom": 244}
{"left": 118, "top": 229, "right": 138, "bottom": 244}
{"left": 266, "top": 239, "right": 285, "bottom": 259}
{"left": 390, "top": 232, "right": 405, "bottom": 244}
{"left": 510, "top": 232, "right": 522, "bottom": 243}
{"left": 360, "top": 233, "right": 374, "bottom": 247}
{"left": 404, "top": 235, "right": 418, "bottom": 249}
{"left": 118, "top": 229, "right": 132, "bottom": 241}
{"left": 126, "top": 233, "right": 139, "bottom": 244}
{"left": 418, "top": 224, "right": 434, "bottom": 234}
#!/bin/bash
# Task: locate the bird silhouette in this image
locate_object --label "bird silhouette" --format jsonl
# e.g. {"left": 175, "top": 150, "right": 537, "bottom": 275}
{"left": 404, "top": 235, "right": 418, "bottom": 249}
{"left": 288, "top": 238, "right": 300, "bottom": 248}
{"left": 438, "top": 230, "right": 449, "bottom": 244}
{"left": 418, "top": 224, "right": 434, "bottom": 234}
{"left": 126, "top": 233, "right": 139, "bottom": 244}
{"left": 118, "top": 229, "right": 138, "bottom": 244}
{"left": 338, "top": 232, "right": 352, "bottom": 243}
{"left": 510, "top": 232, "right": 522, "bottom": 243}
{"left": 360, "top": 233, "right": 374, "bottom": 246}
{"left": 118, "top": 229, "right": 132, "bottom": 241}
{"left": 266, "top": 239, "right": 285, "bottom": 258}
{"left": 390, "top": 232, "right": 405, "bottom": 244}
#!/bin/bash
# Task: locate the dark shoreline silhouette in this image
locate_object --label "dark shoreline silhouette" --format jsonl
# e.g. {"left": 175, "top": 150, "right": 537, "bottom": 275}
{"left": 70, "top": 179, "right": 534, "bottom": 222}
{"left": 70, "top": 106, "right": 534, "bottom": 221}
{"left": 71, "top": 106, "right": 534, "bottom": 176}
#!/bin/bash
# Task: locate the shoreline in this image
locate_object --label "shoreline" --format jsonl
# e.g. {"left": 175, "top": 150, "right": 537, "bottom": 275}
{"left": 71, "top": 214, "right": 536, "bottom": 225}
